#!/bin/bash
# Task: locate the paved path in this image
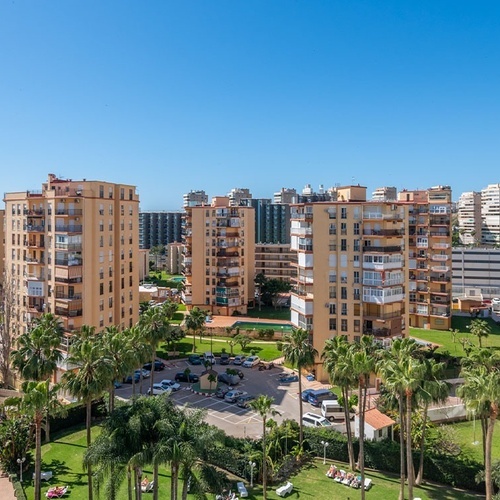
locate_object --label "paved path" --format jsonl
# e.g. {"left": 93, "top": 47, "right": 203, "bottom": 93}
{"left": 0, "top": 475, "right": 16, "bottom": 500}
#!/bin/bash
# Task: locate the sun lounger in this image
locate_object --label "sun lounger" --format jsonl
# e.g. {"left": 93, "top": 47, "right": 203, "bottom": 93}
{"left": 276, "top": 481, "right": 293, "bottom": 497}
{"left": 237, "top": 481, "right": 248, "bottom": 498}
{"left": 334, "top": 470, "right": 346, "bottom": 483}
{"left": 45, "top": 486, "right": 69, "bottom": 498}
{"left": 364, "top": 477, "right": 373, "bottom": 490}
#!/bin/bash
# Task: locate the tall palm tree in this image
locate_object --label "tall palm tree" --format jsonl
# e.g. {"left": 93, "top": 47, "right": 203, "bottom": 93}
{"left": 162, "top": 301, "right": 179, "bottom": 321}
{"left": 322, "top": 335, "right": 357, "bottom": 470}
{"left": 139, "top": 306, "right": 172, "bottom": 395}
{"left": 351, "top": 336, "right": 378, "bottom": 500}
{"left": 468, "top": 319, "right": 491, "bottom": 348}
{"left": 282, "top": 328, "right": 317, "bottom": 446}
{"left": 62, "top": 329, "right": 113, "bottom": 500}
{"left": 184, "top": 307, "right": 205, "bottom": 352}
{"left": 458, "top": 348, "right": 500, "bottom": 500}
{"left": 249, "top": 395, "right": 280, "bottom": 500}
{"left": 415, "top": 358, "right": 450, "bottom": 485}
{"left": 19, "top": 380, "right": 63, "bottom": 500}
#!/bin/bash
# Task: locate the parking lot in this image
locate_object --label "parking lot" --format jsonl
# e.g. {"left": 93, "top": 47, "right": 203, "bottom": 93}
{"left": 115, "top": 357, "right": 328, "bottom": 439}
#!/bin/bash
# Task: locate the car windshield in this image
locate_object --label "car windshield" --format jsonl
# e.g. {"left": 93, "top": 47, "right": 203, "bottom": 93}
{"left": 319, "top": 419, "right": 330, "bottom": 426}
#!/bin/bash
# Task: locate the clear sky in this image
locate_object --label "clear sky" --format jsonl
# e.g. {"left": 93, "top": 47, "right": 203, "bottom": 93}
{"left": 1, "top": 1, "right": 499, "bottom": 210}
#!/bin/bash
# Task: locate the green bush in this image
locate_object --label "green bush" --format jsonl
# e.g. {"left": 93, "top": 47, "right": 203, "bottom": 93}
{"left": 12, "top": 479, "right": 27, "bottom": 500}
{"left": 48, "top": 399, "right": 107, "bottom": 437}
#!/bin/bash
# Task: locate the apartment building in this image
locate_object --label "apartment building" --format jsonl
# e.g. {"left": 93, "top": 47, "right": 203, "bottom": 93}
{"left": 182, "top": 196, "right": 255, "bottom": 315}
{"left": 255, "top": 243, "right": 296, "bottom": 282}
{"left": 457, "top": 192, "right": 482, "bottom": 245}
{"left": 228, "top": 188, "right": 252, "bottom": 207}
{"left": 398, "top": 186, "right": 453, "bottom": 330}
{"left": 3, "top": 174, "right": 140, "bottom": 355}
{"left": 290, "top": 185, "right": 409, "bottom": 381}
{"left": 139, "top": 211, "right": 183, "bottom": 249}
{"left": 244, "top": 198, "right": 291, "bottom": 244}
{"left": 165, "top": 242, "right": 184, "bottom": 274}
{"left": 481, "top": 183, "right": 500, "bottom": 245}
{"left": 371, "top": 186, "right": 397, "bottom": 202}
{"left": 274, "top": 188, "right": 298, "bottom": 205}
{"left": 183, "top": 190, "right": 208, "bottom": 208}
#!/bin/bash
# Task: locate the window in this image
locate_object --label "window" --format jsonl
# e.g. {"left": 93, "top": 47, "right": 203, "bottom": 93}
{"left": 341, "top": 287, "right": 347, "bottom": 299}
{"left": 99, "top": 299, "right": 104, "bottom": 312}
{"left": 99, "top": 268, "right": 104, "bottom": 279}
{"left": 329, "top": 223, "right": 336, "bottom": 235}
{"left": 353, "top": 240, "right": 360, "bottom": 252}
{"left": 353, "top": 223, "right": 360, "bottom": 235}
{"left": 329, "top": 286, "right": 336, "bottom": 299}
{"left": 341, "top": 207, "right": 347, "bottom": 219}
{"left": 341, "top": 303, "right": 347, "bottom": 316}
{"left": 109, "top": 281, "right": 113, "bottom": 293}
{"left": 354, "top": 320, "right": 360, "bottom": 332}
{"left": 341, "top": 222, "right": 347, "bottom": 235}
{"left": 329, "top": 303, "right": 336, "bottom": 315}
{"left": 354, "top": 271, "right": 360, "bottom": 284}
{"left": 109, "top": 266, "right": 113, "bottom": 277}
{"left": 341, "top": 319, "right": 348, "bottom": 332}
{"left": 329, "top": 318, "right": 337, "bottom": 331}
{"left": 109, "top": 297, "right": 113, "bottom": 307}
{"left": 99, "top": 185, "right": 104, "bottom": 198}
{"left": 341, "top": 239, "right": 347, "bottom": 251}
{"left": 99, "top": 283, "right": 104, "bottom": 295}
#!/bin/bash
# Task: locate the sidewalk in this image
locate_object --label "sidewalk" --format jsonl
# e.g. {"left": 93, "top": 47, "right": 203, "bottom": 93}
{"left": 0, "top": 475, "right": 16, "bottom": 500}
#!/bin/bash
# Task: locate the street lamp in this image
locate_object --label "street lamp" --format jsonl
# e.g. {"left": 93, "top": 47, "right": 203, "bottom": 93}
{"left": 17, "top": 457, "right": 26, "bottom": 482}
{"left": 321, "top": 440, "right": 329, "bottom": 465}
{"left": 249, "top": 461, "right": 256, "bottom": 488}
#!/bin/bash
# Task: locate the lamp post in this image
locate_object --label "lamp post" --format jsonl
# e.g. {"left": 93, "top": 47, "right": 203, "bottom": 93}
{"left": 321, "top": 440, "right": 329, "bottom": 465}
{"left": 17, "top": 457, "right": 26, "bottom": 482}
{"left": 249, "top": 461, "right": 256, "bottom": 488}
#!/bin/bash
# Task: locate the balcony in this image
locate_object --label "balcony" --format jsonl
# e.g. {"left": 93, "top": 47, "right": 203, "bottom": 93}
{"left": 25, "top": 257, "right": 44, "bottom": 265}
{"left": 429, "top": 274, "right": 451, "bottom": 283}
{"left": 55, "top": 293, "right": 82, "bottom": 301}
{"left": 24, "top": 224, "right": 45, "bottom": 233}
{"left": 431, "top": 254, "right": 449, "bottom": 262}
{"left": 431, "top": 265, "right": 449, "bottom": 273}
{"left": 55, "top": 243, "right": 82, "bottom": 251}
{"left": 54, "top": 225, "right": 82, "bottom": 233}
{"left": 362, "top": 229, "right": 403, "bottom": 237}
{"left": 291, "top": 213, "right": 313, "bottom": 221}
{"left": 362, "top": 245, "right": 402, "bottom": 253}
{"left": 55, "top": 307, "right": 83, "bottom": 317}
{"left": 432, "top": 242, "right": 450, "bottom": 250}
{"left": 55, "top": 208, "right": 83, "bottom": 216}
{"left": 55, "top": 258, "right": 83, "bottom": 266}
{"left": 216, "top": 250, "right": 239, "bottom": 258}
{"left": 291, "top": 227, "right": 313, "bottom": 237}
{"left": 429, "top": 231, "right": 450, "bottom": 238}
{"left": 363, "top": 327, "right": 393, "bottom": 337}
{"left": 24, "top": 208, "right": 45, "bottom": 216}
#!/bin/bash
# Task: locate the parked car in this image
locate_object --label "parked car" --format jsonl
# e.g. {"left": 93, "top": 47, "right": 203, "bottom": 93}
{"left": 233, "top": 355, "right": 246, "bottom": 365}
{"left": 174, "top": 372, "right": 199, "bottom": 383}
{"left": 203, "top": 352, "right": 216, "bottom": 365}
{"left": 147, "top": 383, "right": 172, "bottom": 396}
{"left": 307, "top": 389, "right": 337, "bottom": 407}
{"left": 143, "top": 359, "right": 166, "bottom": 371}
{"left": 218, "top": 372, "right": 239, "bottom": 385}
{"left": 236, "top": 394, "right": 255, "bottom": 408}
{"left": 188, "top": 354, "right": 202, "bottom": 365}
{"left": 123, "top": 373, "right": 140, "bottom": 384}
{"left": 160, "top": 379, "right": 181, "bottom": 392}
{"left": 219, "top": 353, "right": 230, "bottom": 365}
{"left": 135, "top": 368, "right": 151, "bottom": 379}
{"left": 113, "top": 380, "right": 122, "bottom": 389}
{"left": 224, "top": 389, "right": 247, "bottom": 403}
{"left": 242, "top": 356, "right": 261, "bottom": 368}
{"left": 215, "top": 386, "right": 231, "bottom": 398}
{"left": 278, "top": 373, "right": 299, "bottom": 383}
{"left": 301, "top": 388, "right": 315, "bottom": 402}
{"left": 302, "top": 412, "right": 332, "bottom": 428}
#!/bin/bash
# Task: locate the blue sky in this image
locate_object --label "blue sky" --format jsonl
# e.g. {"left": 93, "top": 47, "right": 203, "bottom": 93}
{"left": 1, "top": 1, "right": 499, "bottom": 210}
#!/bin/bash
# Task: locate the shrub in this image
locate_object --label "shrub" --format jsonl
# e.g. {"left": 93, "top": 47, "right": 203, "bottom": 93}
{"left": 276, "top": 341, "right": 283, "bottom": 352}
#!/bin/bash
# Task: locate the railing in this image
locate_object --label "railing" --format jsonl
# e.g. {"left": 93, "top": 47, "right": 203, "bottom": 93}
{"left": 362, "top": 245, "right": 402, "bottom": 253}
{"left": 24, "top": 225, "right": 45, "bottom": 232}
{"left": 55, "top": 293, "right": 82, "bottom": 300}
{"left": 55, "top": 308, "right": 83, "bottom": 317}
{"left": 55, "top": 258, "right": 83, "bottom": 266}
{"left": 24, "top": 208, "right": 45, "bottom": 215}
{"left": 363, "top": 229, "right": 403, "bottom": 236}
{"left": 55, "top": 225, "right": 82, "bottom": 233}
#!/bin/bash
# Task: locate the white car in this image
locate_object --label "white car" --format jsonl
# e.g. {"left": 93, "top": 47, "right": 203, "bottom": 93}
{"left": 224, "top": 390, "right": 247, "bottom": 403}
{"left": 135, "top": 368, "right": 151, "bottom": 379}
{"left": 233, "top": 355, "right": 246, "bottom": 365}
{"left": 147, "top": 383, "right": 172, "bottom": 396}
{"left": 242, "top": 356, "right": 260, "bottom": 368}
{"left": 160, "top": 379, "right": 181, "bottom": 392}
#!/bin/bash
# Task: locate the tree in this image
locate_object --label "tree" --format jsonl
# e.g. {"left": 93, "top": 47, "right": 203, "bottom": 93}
{"left": 0, "top": 270, "right": 17, "bottom": 388}
{"left": 322, "top": 335, "right": 357, "bottom": 470}
{"left": 468, "top": 319, "right": 491, "bottom": 348}
{"left": 235, "top": 333, "right": 252, "bottom": 352}
{"left": 139, "top": 306, "right": 172, "bottom": 395}
{"left": 254, "top": 274, "right": 291, "bottom": 309}
{"left": 458, "top": 348, "right": 500, "bottom": 500}
{"left": 18, "top": 380, "right": 64, "bottom": 500}
{"left": 249, "top": 395, "right": 280, "bottom": 500}
{"left": 184, "top": 307, "right": 205, "bottom": 352}
{"left": 162, "top": 301, "right": 179, "bottom": 321}
{"left": 282, "top": 328, "right": 317, "bottom": 446}
{"left": 62, "top": 328, "right": 113, "bottom": 500}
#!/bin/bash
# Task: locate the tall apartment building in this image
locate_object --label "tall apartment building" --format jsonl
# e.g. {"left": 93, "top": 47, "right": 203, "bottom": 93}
{"left": 274, "top": 188, "right": 297, "bottom": 205}
{"left": 452, "top": 246, "right": 500, "bottom": 298}
{"left": 183, "top": 190, "right": 208, "bottom": 208}
{"left": 481, "top": 183, "right": 500, "bottom": 245}
{"left": 182, "top": 196, "right": 255, "bottom": 315}
{"left": 165, "top": 242, "right": 184, "bottom": 275}
{"left": 228, "top": 188, "right": 252, "bottom": 207}
{"left": 398, "top": 186, "right": 453, "bottom": 330}
{"left": 255, "top": 243, "right": 296, "bottom": 282}
{"left": 290, "top": 185, "right": 409, "bottom": 381}
{"left": 457, "top": 191, "right": 482, "bottom": 245}
{"left": 3, "top": 174, "right": 140, "bottom": 354}
{"left": 139, "top": 211, "right": 183, "bottom": 249}
{"left": 245, "top": 199, "right": 291, "bottom": 244}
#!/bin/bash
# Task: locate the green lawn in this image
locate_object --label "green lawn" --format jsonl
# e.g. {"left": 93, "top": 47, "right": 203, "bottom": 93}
{"left": 157, "top": 336, "right": 283, "bottom": 361}
{"left": 410, "top": 316, "right": 500, "bottom": 356}
{"left": 245, "top": 306, "right": 291, "bottom": 321}
{"left": 22, "top": 431, "right": 483, "bottom": 500}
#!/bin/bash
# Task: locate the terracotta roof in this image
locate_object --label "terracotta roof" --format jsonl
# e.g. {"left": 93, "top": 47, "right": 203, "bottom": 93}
{"left": 363, "top": 408, "right": 395, "bottom": 430}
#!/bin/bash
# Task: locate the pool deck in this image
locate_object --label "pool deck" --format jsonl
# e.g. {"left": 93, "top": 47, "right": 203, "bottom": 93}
{"left": 205, "top": 315, "right": 293, "bottom": 329}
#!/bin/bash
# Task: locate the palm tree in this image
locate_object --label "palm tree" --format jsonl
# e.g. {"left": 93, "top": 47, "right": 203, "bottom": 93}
{"left": 19, "top": 380, "right": 63, "bottom": 500}
{"left": 62, "top": 328, "right": 113, "bottom": 500}
{"left": 282, "top": 328, "right": 317, "bottom": 446}
{"left": 139, "top": 306, "right": 172, "bottom": 395}
{"left": 415, "top": 358, "right": 450, "bottom": 485}
{"left": 162, "top": 301, "right": 179, "bottom": 321}
{"left": 468, "top": 319, "right": 491, "bottom": 348}
{"left": 184, "top": 307, "right": 205, "bottom": 352}
{"left": 249, "top": 395, "right": 280, "bottom": 500}
{"left": 322, "top": 335, "right": 357, "bottom": 470}
{"left": 458, "top": 348, "right": 500, "bottom": 500}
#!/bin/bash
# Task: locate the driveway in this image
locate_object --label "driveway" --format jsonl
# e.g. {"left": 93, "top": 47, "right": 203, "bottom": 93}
{"left": 115, "top": 358, "right": 328, "bottom": 438}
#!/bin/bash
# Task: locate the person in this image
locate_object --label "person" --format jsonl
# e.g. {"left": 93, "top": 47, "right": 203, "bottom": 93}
{"left": 326, "top": 464, "right": 337, "bottom": 478}
{"left": 141, "top": 476, "right": 149, "bottom": 487}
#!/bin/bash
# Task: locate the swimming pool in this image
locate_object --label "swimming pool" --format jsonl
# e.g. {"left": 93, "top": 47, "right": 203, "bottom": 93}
{"left": 232, "top": 320, "right": 293, "bottom": 332}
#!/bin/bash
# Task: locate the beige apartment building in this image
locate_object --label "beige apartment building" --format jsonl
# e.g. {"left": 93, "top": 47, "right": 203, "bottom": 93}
{"left": 255, "top": 243, "right": 296, "bottom": 282}
{"left": 398, "top": 186, "right": 453, "bottom": 330}
{"left": 3, "top": 174, "right": 140, "bottom": 361}
{"left": 182, "top": 196, "right": 255, "bottom": 315}
{"left": 290, "top": 184, "right": 452, "bottom": 382}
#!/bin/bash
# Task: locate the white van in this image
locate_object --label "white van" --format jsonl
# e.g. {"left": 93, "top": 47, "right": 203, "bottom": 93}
{"left": 203, "top": 352, "right": 216, "bottom": 365}
{"left": 321, "top": 400, "right": 353, "bottom": 422}
{"left": 302, "top": 412, "right": 332, "bottom": 428}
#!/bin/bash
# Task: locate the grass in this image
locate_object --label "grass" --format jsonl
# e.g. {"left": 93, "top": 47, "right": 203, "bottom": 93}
{"left": 442, "top": 419, "right": 500, "bottom": 462}
{"left": 22, "top": 429, "right": 483, "bottom": 500}
{"left": 157, "top": 336, "right": 283, "bottom": 361}
{"left": 410, "top": 316, "right": 500, "bottom": 356}
{"left": 245, "top": 306, "right": 292, "bottom": 321}
{"left": 231, "top": 320, "right": 293, "bottom": 332}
